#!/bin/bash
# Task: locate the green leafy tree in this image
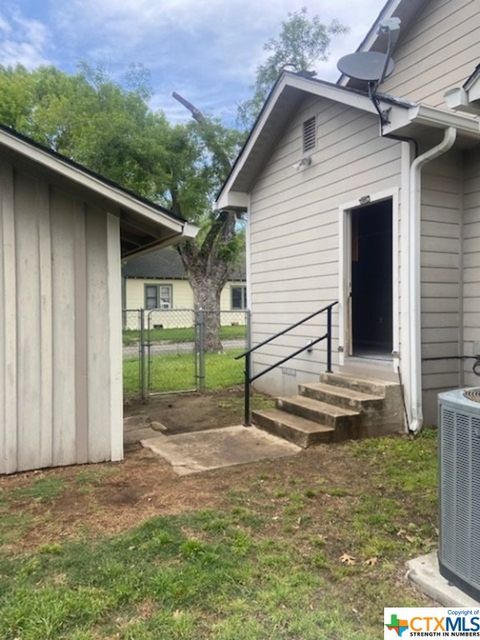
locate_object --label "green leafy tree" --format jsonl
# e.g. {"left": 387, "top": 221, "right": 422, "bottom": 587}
{"left": 238, "top": 7, "right": 348, "bottom": 128}
{"left": 0, "top": 63, "right": 243, "bottom": 350}
{"left": 0, "top": 3, "right": 346, "bottom": 350}
{"left": 166, "top": 95, "right": 244, "bottom": 350}
{"left": 0, "top": 63, "right": 165, "bottom": 197}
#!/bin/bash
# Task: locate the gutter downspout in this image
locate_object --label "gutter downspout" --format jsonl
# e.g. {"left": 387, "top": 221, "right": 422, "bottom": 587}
{"left": 408, "top": 126, "right": 457, "bottom": 433}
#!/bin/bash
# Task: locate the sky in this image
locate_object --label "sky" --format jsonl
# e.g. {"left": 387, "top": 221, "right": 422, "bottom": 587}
{"left": 0, "top": 0, "right": 387, "bottom": 125}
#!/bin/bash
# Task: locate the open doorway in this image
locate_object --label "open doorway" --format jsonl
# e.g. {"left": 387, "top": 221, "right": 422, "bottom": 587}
{"left": 350, "top": 199, "right": 393, "bottom": 358}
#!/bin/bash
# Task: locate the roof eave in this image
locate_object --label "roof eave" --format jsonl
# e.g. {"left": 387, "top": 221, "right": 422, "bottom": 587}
{"left": 383, "top": 103, "right": 480, "bottom": 139}
{"left": 216, "top": 72, "right": 409, "bottom": 207}
{"left": 0, "top": 128, "right": 186, "bottom": 234}
{"left": 0, "top": 126, "right": 198, "bottom": 257}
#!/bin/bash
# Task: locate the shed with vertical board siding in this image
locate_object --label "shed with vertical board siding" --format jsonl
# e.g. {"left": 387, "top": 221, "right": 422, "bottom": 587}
{"left": 0, "top": 124, "right": 196, "bottom": 474}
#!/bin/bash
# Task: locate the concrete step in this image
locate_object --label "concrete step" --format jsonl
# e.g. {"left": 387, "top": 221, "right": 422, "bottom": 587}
{"left": 299, "top": 382, "right": 383, "bottom": 411}
{"left": 276, "top": 394, "right": 359, "bottom": 430}
{"left": 252, "top": 409, "right": 336, "bottom": 448}
{"left": 319, "top": 372, "right": 398, "bottom": 396}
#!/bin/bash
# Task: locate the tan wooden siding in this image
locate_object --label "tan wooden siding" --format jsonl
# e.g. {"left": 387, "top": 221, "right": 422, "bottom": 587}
{"left": 420, "top": 151, "right": 463, "bottom": 423}
{"left": 248, "top": 94, "right": 402, "bottom": 396}
{"left": 462, "top": 148, "right": 480, "bottom": 388}
{"left": 380, "top": 0, "right": 480, "bottom": 108}
{"left": 0, "top": 158, "right": 123, "bottom": 474}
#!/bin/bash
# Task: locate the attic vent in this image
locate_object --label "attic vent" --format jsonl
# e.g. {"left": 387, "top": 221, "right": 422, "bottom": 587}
{"left": 302, "top": 116, "right": 316, "bottom": 153}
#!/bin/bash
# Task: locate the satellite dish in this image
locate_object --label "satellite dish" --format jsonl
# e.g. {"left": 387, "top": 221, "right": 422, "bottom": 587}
{"left": 337, "top": 51, "right": 395, "bottom": 82}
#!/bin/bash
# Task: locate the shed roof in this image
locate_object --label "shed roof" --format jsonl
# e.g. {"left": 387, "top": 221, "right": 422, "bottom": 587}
{"left": 0, "top": 124, "right": 197, "bottom": 257}
{"left": 122, "top": 246, "right": 246, "bottom": 281}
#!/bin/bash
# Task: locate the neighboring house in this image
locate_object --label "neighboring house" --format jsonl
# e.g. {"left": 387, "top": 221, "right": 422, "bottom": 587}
{"left": 122, "top": 247, "right": 247, "bottom": 328}
{"left": 217, "top": 0, "right": 480, "bottom": 429}
{"left": 0, "top": 124, "right": 196, "bottom": 474}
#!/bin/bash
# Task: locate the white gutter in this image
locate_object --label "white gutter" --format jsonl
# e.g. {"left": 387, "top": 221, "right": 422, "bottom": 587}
{"left": 182, "top": 222, "right": 199, "bottom": 239}
{"left": 408, "top": 127, "right": 457, "bottom": 433}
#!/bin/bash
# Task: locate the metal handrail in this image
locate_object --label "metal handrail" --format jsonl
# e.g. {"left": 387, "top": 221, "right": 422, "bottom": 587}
{"left": 237, "top": 301, "right": 338, "bottom": 425}
{"left": 235, "top": 300, "right": 338, "bottom": 360}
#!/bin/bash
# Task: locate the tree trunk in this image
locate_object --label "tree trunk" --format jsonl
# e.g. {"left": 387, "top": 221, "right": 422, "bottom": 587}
{"left": 177, "top": 215, "right": 236, "bottom": 352}
{"left": 171, "top": 92, "right": 240, "bottom": 353}
{"left": 191, "top": 277, "right": 223, "bottom": 352}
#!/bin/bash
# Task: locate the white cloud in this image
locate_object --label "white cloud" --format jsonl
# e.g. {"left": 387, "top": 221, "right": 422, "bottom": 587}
{"left": 0, "top": 9, "right": 51, "bottom": 68}
{"left": 4, "top": 0, "right": 386, "bottom": 121}
{"left": 54, "top": 0, "right": 385, "bottom": 77}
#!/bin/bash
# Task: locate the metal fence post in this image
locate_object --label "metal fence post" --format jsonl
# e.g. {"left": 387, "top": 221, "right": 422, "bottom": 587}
{"left": 197, "top": 309, "right": 206, "bottom": 392}
{"left": 140, "top": 308, "right": 148, "bottom": 401}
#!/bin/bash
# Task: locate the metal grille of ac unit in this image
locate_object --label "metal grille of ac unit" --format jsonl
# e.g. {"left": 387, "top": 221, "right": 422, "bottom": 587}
{"left": 439, "top": 389, "right": 480, "bottom": 601}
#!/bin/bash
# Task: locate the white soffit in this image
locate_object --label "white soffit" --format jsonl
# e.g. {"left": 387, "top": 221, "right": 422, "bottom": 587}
{"left": 384, "top": 103, "right": 480, "bottom": 140}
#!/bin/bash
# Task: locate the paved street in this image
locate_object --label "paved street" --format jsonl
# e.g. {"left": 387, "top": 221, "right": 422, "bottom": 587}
{"left": 123, "top": 339, "right": 245, "bottom": 359}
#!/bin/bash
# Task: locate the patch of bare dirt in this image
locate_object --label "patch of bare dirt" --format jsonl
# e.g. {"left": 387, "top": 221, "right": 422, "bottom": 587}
{"left": 0, "top": 441, "right": 379, "bottom": 553}
{"left": 124, "top": 388, "right": 248, "bottom": 434}
{"left": 1, "top": 390, "right": 432, "bottom": 566}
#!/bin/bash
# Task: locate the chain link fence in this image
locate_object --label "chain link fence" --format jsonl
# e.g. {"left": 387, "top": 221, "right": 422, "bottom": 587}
{"left": 122, "top": 308, "right": 249, "bottom": 401}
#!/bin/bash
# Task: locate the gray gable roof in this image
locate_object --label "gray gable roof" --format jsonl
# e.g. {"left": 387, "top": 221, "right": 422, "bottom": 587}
{"left": 122, "top": 247, "right": 246, "bottom": 281}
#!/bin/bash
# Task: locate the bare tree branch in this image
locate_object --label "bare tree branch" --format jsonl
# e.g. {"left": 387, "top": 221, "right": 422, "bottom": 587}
{"left": 172, "top": 91, "right": 206, "bottom": 124}
{"left": 172, "top": 91, "right": 232, "bottom": 174}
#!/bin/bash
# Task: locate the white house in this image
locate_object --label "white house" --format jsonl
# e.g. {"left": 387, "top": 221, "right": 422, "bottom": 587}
{"left": 217, "top": 0, "right": 480, "bottom": 434}
{"left": 0, "top": 124, "right": 196, "bottom": 474}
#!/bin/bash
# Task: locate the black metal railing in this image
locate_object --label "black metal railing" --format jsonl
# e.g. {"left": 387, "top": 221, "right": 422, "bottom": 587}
{"left": 235, "top": 301, "right": 338, "bottom": 426}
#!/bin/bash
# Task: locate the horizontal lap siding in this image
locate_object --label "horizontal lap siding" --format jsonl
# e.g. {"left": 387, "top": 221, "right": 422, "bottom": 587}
{"left": 380, "top": 0, "right": 480, "bottom": 107}
{"left": 249, "top": 95, "right": 402, "bottom": 396}
{"left": 421, "top": 152, "right": 463, "bottom": 423}
{"left": 463, "top": 149, "right": 480, "bottom": 388}
{"left": 0, "top": 158, "right": 122, "bottom": 474}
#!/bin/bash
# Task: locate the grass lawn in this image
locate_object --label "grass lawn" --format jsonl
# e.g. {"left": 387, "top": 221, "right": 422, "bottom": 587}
{"left": 0, "top": 429, "right": 438, "bottom": 639}
{"left": 123, "top": 325, "right": 246, "bottom": 346}
{"left": 123, "top": 349, "right": 244, "bottom": 397}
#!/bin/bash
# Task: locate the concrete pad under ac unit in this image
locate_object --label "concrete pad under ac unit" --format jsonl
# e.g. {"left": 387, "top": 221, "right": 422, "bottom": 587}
{"left": 406, "top": 551, "right": 480, "bottom": 607}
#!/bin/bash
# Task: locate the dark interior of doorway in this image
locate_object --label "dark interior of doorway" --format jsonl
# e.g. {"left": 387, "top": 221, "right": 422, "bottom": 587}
{"left": 351, "top": 199, "right": 393, "bottom": 358}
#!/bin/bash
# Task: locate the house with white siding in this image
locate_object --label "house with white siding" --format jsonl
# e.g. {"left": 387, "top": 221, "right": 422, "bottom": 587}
{"left": 0, "top": 124, "right": 196, "bottom": 474}
{"left": 217, "top": 0, "right": 480, "bottom": 440}
{"left": 122, "top": 247, "right": 246, "bottom": 328}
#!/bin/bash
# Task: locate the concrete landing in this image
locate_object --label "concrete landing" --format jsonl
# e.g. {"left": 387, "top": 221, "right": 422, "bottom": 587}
{"left": 406, "top": 552, "right": 480, "bottom": 606}
{"left": 141, "top": 425, "right": 300, "bottom": 475}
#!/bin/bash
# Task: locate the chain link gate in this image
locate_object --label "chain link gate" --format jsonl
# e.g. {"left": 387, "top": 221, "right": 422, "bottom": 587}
{"left": 146, "top": 308, "right": 202, "bottom": 396}
{"left": 122, "top": 309, "right": 147, "bottom": 402}
{"left": 122, "top": 308, "right": 249, "bottom": 401}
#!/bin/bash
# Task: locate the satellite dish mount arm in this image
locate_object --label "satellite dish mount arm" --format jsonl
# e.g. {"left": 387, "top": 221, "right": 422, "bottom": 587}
{"left": 369, "top": 17, "right": 401, "bottom": 127}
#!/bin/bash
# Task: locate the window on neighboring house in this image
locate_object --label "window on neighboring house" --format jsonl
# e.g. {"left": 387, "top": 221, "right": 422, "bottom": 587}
{"left": 231, "top": 285, "right": 247, "bottom": 310}
{"left": 145, "top": 284, "right": 172, "bottom": 309}
{"left": 302, "top": 115, "right": 316, "bottom": 153}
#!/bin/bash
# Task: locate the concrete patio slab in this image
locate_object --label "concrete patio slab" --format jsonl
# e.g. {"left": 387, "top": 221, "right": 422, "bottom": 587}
{"left": 406, "top": 551, "right": 480, "bottom": 606}
{"left": 141, "top": 425, "right": 301, "bottom": 475}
